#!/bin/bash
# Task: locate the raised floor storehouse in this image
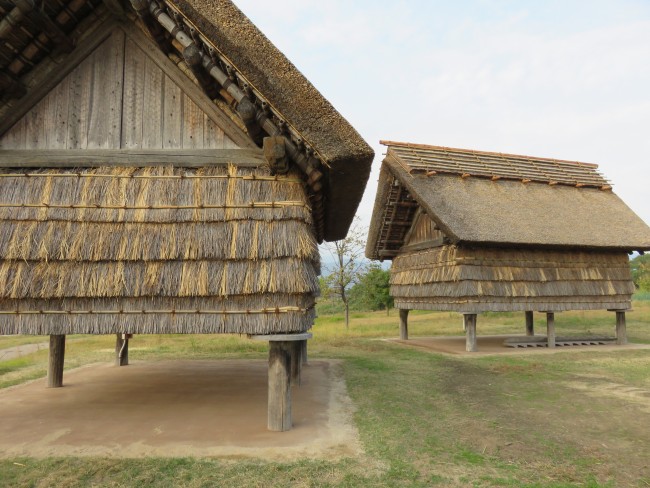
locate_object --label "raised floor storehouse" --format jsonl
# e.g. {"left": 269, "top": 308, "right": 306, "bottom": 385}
{"left": 0, "top": 0, "right": 373, "bottom": 430}
{"left": 366, "top": 141, "right": 650, "bottom": 351}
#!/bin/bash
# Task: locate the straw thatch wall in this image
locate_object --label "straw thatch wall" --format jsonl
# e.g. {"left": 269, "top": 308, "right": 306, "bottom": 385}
{"left": 391, "top": 245, "right": 634, "bottom": 313}
{"left": 0, "top": 165, "right": 319, "bottom": 335}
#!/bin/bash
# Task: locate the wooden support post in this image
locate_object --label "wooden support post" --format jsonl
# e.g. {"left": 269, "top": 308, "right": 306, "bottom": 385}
{"left": 290, "top": 340, "right": 302, "bottom": 386}
{"left": 546, "top": 312, "right": 556, "bottom": 348}
{"left": 300, "top": 339, "right": 308, "bottom": 365}
{"left": 268, "top": 341, "right": 292, "bottom": 432}
{"left": 464, "top": 314, "right": 478, "bottom": 352}
{"left": 115, "top": 334, "right": 129, "bottom": 366}
{"left": 525, "top": 311, "right": 534, "bottom": 336}
{"left": 47, "top": 334, "right": 66, "bottom": 388}
{"left": 616, "top": 311, "right": 627, "bottom": 345}
{"left": 399, "top": 309, "right": 409, "bottom": 340}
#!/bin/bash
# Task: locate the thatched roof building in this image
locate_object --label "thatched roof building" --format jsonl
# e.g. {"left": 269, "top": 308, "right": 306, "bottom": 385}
{"left": 367, "top": 141, "right": 650, "bottom": 350}
{"left": 0, "top": 0, "right": 373, "bottom": 430}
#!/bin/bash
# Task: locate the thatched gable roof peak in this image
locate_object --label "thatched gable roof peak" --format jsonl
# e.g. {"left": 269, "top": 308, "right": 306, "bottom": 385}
{"left": 367, "top": 141, "right": 650, "bottom": 259}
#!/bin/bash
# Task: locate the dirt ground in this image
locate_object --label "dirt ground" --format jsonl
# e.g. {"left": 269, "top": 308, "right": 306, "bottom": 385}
{"left": 0, "top": 359, "right": 361, "bottom": 460}
{"left": 388, "top": 334, "right": 650, "bottom": 356}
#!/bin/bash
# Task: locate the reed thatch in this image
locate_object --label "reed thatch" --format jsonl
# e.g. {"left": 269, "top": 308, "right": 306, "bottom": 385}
{"left": 391, "top": 246, "right": 634, "bottom": 313}
{"left": 0, "top": 165, "right": 320, "bottom": 335}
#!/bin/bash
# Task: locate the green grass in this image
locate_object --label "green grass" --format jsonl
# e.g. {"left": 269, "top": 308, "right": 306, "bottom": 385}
{"left": 1, "top": 302, "right": 650, "bottom": 487}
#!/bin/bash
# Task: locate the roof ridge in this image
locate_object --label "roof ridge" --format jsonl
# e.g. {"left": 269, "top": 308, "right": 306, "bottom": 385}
{"left": 380, "top": 140, "right": 599, "bottom": 169}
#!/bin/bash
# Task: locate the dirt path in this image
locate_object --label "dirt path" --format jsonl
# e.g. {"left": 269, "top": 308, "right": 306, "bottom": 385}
{"left": 0, "top": 359, "right": 362, "bottom": 460}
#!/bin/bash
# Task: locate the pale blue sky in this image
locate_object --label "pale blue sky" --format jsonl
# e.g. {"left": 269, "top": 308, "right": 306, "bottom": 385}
{"left": 236, "top": 0, "right": 650, "bottom": 231}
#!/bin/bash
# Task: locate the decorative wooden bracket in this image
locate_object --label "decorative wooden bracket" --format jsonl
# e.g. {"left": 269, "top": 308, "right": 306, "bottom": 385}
{"left": 263, "top": 136, "right": 291, "bottom": 175}
{"left": 182, "top": 44, "right": 219, "bottom": 100}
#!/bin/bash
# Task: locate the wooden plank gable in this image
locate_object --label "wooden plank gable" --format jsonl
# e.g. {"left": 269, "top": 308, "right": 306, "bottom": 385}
{"left": 0, "top": 23, "right": 251, "bottom": 151}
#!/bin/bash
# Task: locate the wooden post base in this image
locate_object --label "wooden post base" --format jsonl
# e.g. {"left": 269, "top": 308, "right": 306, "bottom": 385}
{"left": 525, "top": 311, "right": 534, "bottom": 337}
{"left": 546, "top": 312, "right": 556, "bottom": 348}
{"left": 399, "top": 309, "right": 409, "bottom": 340}
{"left": 464, "top": 314, "right": 478, "bottom": 352}
{"left": 48, "top": 334, "right": 66, "bottom": 388}
{"left": 615, "top": 311, "right": 627, "bottom": 345}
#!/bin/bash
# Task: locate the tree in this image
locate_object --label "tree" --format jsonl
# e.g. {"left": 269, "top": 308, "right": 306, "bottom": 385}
{"left": 350, "top": 264, "right": 393, "bottom": 314}
{"left": 631, "top": 254, "right": 650, "bottom": 291}
{"left": 321, "top": 218, "right": 368, "bottom": 328}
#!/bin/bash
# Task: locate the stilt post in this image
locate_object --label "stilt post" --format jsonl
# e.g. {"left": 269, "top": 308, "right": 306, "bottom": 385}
{"left": 546, "top": 312, "right": 556, "bottom": 348}
{"left": 290, "top": 340, "right": 302, "bottom": 386}
{"left": 250, "top": 332, "right": 312, "bottom": 432}
{"left": 268, "top": 341, "right": 292, "bottom": 431}
{"left": 463, "top": 313, "right": 478, "bottom": 352}
{"left": 115, "top": 334, "right": 130, "bottom": 366}
{"left": 300, "top": 339, "right": 308, "bottom": 365}
{"left": 48, "top": 334, "right": 66, "bottom": 388}
{"left": 615, "top": 310, "right": 627, "bottom": 345}
{"left": 525, "top": 311, "right": 534, "bottom": 336}
{"left": 399, "top": 309, "right": 409, "bottom": 340}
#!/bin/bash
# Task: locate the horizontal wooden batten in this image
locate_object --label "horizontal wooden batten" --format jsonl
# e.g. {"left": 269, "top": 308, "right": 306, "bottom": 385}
{"left": 0, "top": 149, "right": 265, "bottom": 167}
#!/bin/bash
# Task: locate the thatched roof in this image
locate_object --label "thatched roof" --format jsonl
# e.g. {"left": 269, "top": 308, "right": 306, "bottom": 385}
{"left": 0, "top": 165, "right": 319, "bottom": 335}
{"left": 0, "top": 0, "right": 374, "bottom": 241}
{"left": 367, "top": 142, "right": 650, "bottom": 259}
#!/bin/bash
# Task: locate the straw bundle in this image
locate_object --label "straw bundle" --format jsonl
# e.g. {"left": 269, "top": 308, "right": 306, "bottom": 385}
{"left": 391, "top": 245, "right": 634, "bottom": 313}
{"left": 0, "top": 165, "right": 319, "bottom": 335}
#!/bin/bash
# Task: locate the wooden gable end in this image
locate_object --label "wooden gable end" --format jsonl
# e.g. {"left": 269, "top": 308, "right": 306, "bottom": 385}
{"left": 403, "top": 210, "right": 447, "bottom": 251}
{"left": 0, "top": 23, "right": 252, "bottom": 151}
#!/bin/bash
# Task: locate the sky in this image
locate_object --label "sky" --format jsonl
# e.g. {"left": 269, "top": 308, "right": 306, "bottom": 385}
{"left": 235, "top": 0, "right": 650, "bottom": 234}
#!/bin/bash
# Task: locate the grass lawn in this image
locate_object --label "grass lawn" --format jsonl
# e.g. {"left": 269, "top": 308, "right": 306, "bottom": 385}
{"left": 1, "top": 302, "right": 649, "bottom": 487}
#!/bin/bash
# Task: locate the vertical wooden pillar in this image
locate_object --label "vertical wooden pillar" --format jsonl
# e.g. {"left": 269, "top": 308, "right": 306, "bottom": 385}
{"left": 290, "top": 340, "right": 302, "bottom": 386}
{"left": 525, "top": 311, "right": 534, "bottom": 336}
{"left": 300, "top": 339, "right": 308, "bottom": 365}
{"left": 616, "top": 311, "right": 627, "bottom": 345}
{"left": 115, "top": 334, "right": 129, "bottom": 366}
{"left": 48, "top": 334, "right": 66, "bottom": 388}
{"left": 268, "top": 341, "right": 292, "bottom": 432}
{"left": 464, "top": 314, "right": 478, "bottom": 352}
{"left": 546, "top": 312, "right": 556, "bottom": 348}
{"left": 399, "top": 309, "right": 409, "bottom": 340}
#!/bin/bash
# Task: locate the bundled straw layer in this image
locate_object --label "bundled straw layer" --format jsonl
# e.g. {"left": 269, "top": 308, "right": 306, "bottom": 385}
{"left": 0, "top": 165, "right": 319, "bottom": 335}
{"left": 391, "top": 245, "right": 634, "bottom": 313}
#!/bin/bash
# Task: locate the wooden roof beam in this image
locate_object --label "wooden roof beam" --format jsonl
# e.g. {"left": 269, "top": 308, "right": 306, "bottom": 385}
{"left": 182, "top": 44, "right": 220, "bottom": 100}
{"left": 130, "top": 0, "right": 172, "bottom": 53}
{"left": 17, "top": 0, "right": 74, "bottom": 53}
{"left": 0, "top": 70, "right": 26, "bottom": 99}
{"left": 103, "top": 0, "right": 126, "bottom": 17}
{"left": 0, "top": 4, "right": 27, "bottom": 40}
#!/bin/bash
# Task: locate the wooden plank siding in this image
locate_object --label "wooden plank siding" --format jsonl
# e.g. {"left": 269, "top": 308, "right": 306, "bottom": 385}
{"left": 403, "top": 211, "right": 446, "bottom": 249}
{"left": 0, "top": 26, "right": 241, "bottom": 151}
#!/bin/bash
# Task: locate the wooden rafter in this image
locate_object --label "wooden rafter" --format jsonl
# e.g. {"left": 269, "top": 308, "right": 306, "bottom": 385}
{"left": 18, "top": 0, "right": 74, "bottom": 53}
{"left": 102, "top": 0, "right": 126, "bottom": 17}
{"left": 0, "top": 70, "right": 26, "bottom": 99}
